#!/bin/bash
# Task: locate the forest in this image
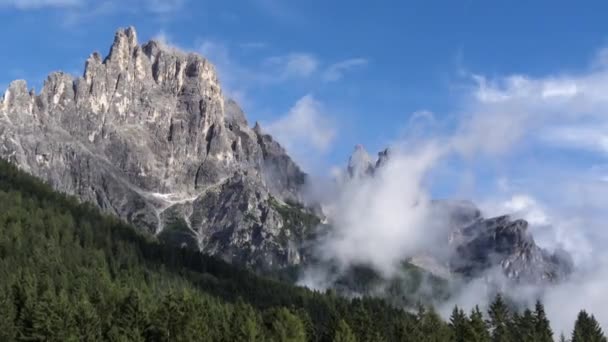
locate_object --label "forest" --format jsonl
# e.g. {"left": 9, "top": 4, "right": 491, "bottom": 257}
{"left": 0, "top": 158, "right": 605, "bottom": 341}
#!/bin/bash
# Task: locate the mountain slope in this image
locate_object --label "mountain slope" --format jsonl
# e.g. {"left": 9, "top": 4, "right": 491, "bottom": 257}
{"left": 0, "top": 157, "right": 421, "bottom": 341}
{"left": 0, "top": 27, "right": 316, "bottom": 271}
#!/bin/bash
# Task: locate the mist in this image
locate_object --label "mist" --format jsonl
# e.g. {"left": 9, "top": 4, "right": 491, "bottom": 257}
{"left": 291, "top": 47, "right": 608, "bottom": 335}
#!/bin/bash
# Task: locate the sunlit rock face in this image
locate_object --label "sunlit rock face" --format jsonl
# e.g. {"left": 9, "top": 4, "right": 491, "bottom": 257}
{"left": 0, "top": 27, "right": 315, "bottom": 271}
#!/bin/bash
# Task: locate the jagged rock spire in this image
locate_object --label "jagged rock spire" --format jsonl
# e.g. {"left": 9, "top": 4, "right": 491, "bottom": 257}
{"left": 347, "top": 144, "right": 374, "bottom": 178}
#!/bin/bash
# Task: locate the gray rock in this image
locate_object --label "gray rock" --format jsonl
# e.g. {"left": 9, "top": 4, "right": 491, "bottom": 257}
{"left": 449, "top": 214, "right": 573, "bottom": 283}
{"left": 0, "top": 26, "right": 316, "bottom": 270}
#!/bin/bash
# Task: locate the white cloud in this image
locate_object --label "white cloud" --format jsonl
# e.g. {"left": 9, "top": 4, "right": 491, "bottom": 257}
{"left": 0, "top": 0, "right": 83, "bottom": 9}
{"left": 314, "top": 144, "right": 445, "bottom": 276}
{"left": 456, "top": 51, "right": 608, "bottom": 157}
{"left": 265, "top": 95, "right": 336, "bottom": 155}
{"left": 264, "top": 53, "right": 318, "bottom": 80}
{"left": 322, "top": 58, "right": 368, "bottom": 82}
{"left": 542, "top": 125, "right": 608, "bottom": 154}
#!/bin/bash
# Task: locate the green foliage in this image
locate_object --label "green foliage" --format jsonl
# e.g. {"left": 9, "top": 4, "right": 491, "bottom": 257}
{"left": 449, "top": 306, "right": 475, "bottom": 342}
{"left": 333, "top": 319, "right": 357, "bottom": 342}
{"left": 534, "top": 300, "right": 553, "bottom": 342}
{"left": 269, "top": 196, "right": 321, "bottom": 243}
{"left": 469, "top": 306, "right": 491, "bottom": 342}
{"left": 572, "top": 310, "right": 607, "bottom": 342}
{"left": 0, "top": 158, "right": 603, "bottom": 342}
{"left": 0, "top": 159, "right": 412, "bottom": 341}
{"left": 488, "top": 294, "right": 512, "bottom": 342}
{"left": 264, "top": 307, "right": 308, "bottom": 342}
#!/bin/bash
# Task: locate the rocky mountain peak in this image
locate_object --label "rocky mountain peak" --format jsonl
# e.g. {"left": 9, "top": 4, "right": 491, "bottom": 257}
{"left": 0, "top": 26, "right": 313, "bottom": 271}
{"left": 347, "top": 144, "right": 374, "bottom": 178}
{"left": 106, "top": 26, "right": 139, "bottom": 69}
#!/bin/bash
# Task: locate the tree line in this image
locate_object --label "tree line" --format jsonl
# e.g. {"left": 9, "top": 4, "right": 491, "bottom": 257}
{"left": 0, "top": 158, "right": 604, "bottom": 341}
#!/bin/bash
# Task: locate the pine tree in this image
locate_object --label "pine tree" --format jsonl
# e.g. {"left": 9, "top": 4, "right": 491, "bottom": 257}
{"left": 507, "top": 311, "right": 521, "bottom": 341}
{"left": 333, "top": 319, "right": 357, "bottom": 342}
{"left": 265, "top": 307, "right": 307, "bottom": 342}
{"left": 558, "top": 332, "right": 568, "bottom": 342}
{"left": 450, "top": 306, "right": 474, "bottom": 342}
{"left": 534, "top": 300, "right": 553, "bottom": 342}
{"left": 107, "top": 290, "right": 147, "bottom": 341}
{"left": 515, "top": 308, "right": 535, "bottom": 342}
{"left": 230, "top": 299, "right": 262, "bottom": 342}
{"left": 0, "top": 291, "right": 17, "bottom": 341}
{"left": 74, "top": 298, "right": 102, "bottom": 342}
{"left": 488, "top": 294, "right": 512, "bottom": 342}
{"left": 419, "top": 306, "right": 452, "bottom": 342}
{"left": 469, "top": 306, "right": 490, "bottom": 342}
{"left": 572, "top": 310, "right": 607, "bottom": 342}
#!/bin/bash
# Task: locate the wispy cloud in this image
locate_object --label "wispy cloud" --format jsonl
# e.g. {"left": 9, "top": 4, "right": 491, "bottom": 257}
{"left": 322, "top": 58, "right": 368, "bottom": 82}
{"left": 454, "top": 55, "right": 608, "bottom": 157}
{"left": 263, "top": 53, "right": 318, "bottom": 80}
{"left": 5, "top": 0, "right": 187, "bottom": 25}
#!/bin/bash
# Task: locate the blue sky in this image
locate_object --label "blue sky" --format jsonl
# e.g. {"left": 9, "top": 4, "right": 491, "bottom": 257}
{"left": 7, "top": 0, "right": 608, "bottom": 326}
{"left": 3, "top": 0, "right": 608, "bottom": 212}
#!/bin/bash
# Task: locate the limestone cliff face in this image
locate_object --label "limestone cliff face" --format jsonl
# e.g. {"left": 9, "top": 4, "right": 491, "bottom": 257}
{"left": 0, "top": 27, "right": 313, "bottom": 270}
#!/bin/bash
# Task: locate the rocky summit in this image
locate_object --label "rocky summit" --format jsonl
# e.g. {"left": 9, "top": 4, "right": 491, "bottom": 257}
{"left": 0, "top": 27, "right": 316, "bottom": 271}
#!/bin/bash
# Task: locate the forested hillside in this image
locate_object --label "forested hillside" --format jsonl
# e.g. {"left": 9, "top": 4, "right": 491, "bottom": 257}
{"left": 0, "top": 158, "right": 604, "bottom": 341}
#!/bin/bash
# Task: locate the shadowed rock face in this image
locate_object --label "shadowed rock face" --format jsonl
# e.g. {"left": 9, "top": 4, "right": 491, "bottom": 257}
{"left": 449, "top": 215, "right": 573, "bottom": 282}
{"left": 0, "top": 27, "right": 314, "bottom": 271}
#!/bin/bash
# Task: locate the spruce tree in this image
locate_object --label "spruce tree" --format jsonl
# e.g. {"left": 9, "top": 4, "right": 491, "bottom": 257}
{"left": 450, "top": 306, "right": 474, "bottom": 342}
{"left": 333, "top": 319, "right": 357, "bottom": 342}
{"left": 572, "top": 310, "right": 607, "bottom": 342}
{"left": 488, "top": 294, "right": 512, "bottom": 342}
{"left": 469, "top": 305, "right": 491, "bottom": 342}
{"left": 0, "top": 291, "right": 16, "bottom": 342}
{"left": 534, "top": 300, "right": 553, "bottom": 342}
{"left": 265, "top": 307, "right": 307, "bottom": 342}
{"left": 74, "top": 298, "right": 102, "bottom": 342}
{"left": 419, "top": 306, "right": 452, "bottom": 342}
{"left": 230, "top": 299, "right": 262, "bottom": 342}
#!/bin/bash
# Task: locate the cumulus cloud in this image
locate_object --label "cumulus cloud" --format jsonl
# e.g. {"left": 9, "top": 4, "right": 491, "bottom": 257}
{"left": 265, "top": 95, "right": 336, "bottom": 162}
{"left": 322, "top": 58, "right": 368, "bottom": 82}
{"left": 314, "top": 143, "right": 445, "bottom": 276}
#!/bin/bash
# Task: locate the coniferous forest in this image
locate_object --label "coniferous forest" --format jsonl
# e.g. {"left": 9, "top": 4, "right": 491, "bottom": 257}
{"left": 0, "top": 158, "right": 605, "bottom": 341}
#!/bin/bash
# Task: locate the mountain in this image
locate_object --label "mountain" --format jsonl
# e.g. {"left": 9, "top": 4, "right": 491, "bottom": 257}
{"left": 0, "top": 157, "right": 418, "bottom": 341}
{"left": 0, "top": 27, "right": 317, "bottom": 271}
{"left": 0, "top": 26, "right": 571, "bottom": 285}
{"left": 1, "top": 156, "right": 593, "bottom": 342}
